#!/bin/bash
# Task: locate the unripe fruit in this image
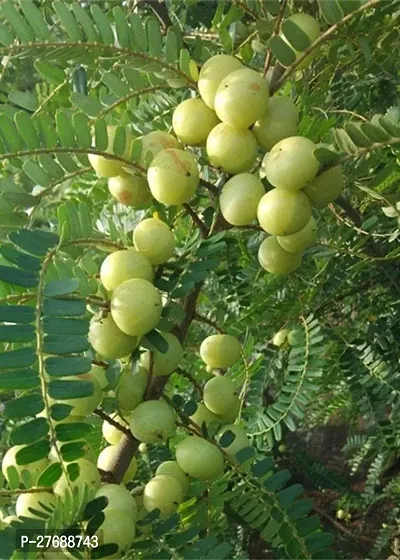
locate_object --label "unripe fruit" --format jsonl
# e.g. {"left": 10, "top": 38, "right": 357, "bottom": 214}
{"left": 133, "top": 218, "right": 175, "bottom": 265}
{"left": 138, "top": 443, "right": 147, "bottom": 453}
{"left": 116, "top": 366, "right": 147, "bottom": 412}
{"left": 100, "top": 248, "right": 154, "bottom": 292}
{"left": 258, "top": 236, "right": 302, "bottom": 275}
{"left": 278, "top": 216, "right": 317, "bottom": 253}
{"left": 172, "top": 98, "right": 219, "bottom": 145}
{"left": 147, "top": 149, "right": 199, "bottom": 206}
{"left": 143, "top": 475, "right": 183, "bottom": 517}
{"left": 200, "top": 334, "right": 241, "bottom": 369}
{"left": 16, "top": 490, "right": 56, "bottom": 519}
{"left": 94, "top": 508, "right": 136, "bottom": 558}
{"left": 216, "top": 424, "right": 249, "bottom": 457}
{"left": 272, "top": 329, "right": 290, "bottom": 347}
{"left": 190, "top": 402, "right": 221, "bottom": 428}
{"left": 206, "top": 123, "right": 258, "bottom": 175}
{"left": 257, "top": 189, "right": 312, "bottom": 236}
{"left": 156, "top": 461, "right": 190, "bottom": 495}
{"left": 262, "top": 136, "right": 319, "bottom": 191}
{"left": 214, "top": 68, "right": 269, "bottom": 129}
{"left": 278, "top": 444, "right": 287, "bottom": 453}
{"left": 108, "top": 174, "right": 152, "bottom": 208}
{"left": 88, "top": 314, "right": 138, "bottom": 360}
{"left": 336, "top": 509, "right": 346, "bottom": 520}
{"left": 218, "top": 397, "right": 241, "bottom": 424}
{"left": 49, "top": 374, "right": 102, "bottom": 417}
{"left": 88, "top": 126, "right": 133, "bottom": 178}
{"left": 198, "top": 54, "right": 243, "bottom": 109}
{"left": 204, "top": 376, "right": 238, "bottom": 416}
{"left": 176, "top": 436, "right": 224, "bottom": 481}
{"left": 139, "top": 131, "right": 179, "bottom": 168}
{"left": 2, "top": 445, "right": 49, "bottom": 486}
{"left": 253, "top": 96, "right": 299, "bottom": 151}
{"left": 303, "top": 165, "right": 344, "bottom": 208}
{"left": 90, "top": 364, "right": 109, "bottom": 391}
{"left": 219, "top": 173, "right": 265, "bottom": 226}
{"left": 111, "top": 278, "right": 162, "bottom": 336}
{"left": 102, "top": 414, "right": 127, "bottom": 446}
{"left": 54, "top": 458, "right": 101, "bottom": 496}
{"left": 129, "top": 400, "right": 176, "bottom": 443}
{"left": 281, "top": 14, "right": 320, "bottom": 70}
{"left": 140, "top": 332, "right": 183, "bottom": 376}
{"left": 97, "top": 446, "right": 137, "bottom": 483}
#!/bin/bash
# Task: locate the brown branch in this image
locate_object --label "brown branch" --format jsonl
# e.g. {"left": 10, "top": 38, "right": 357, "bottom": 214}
{"left": 263, "top": 0, "right": 288, "bottom": 76}
{"left": 183, "top": 203, "right": 208, "bottom": 238}
{"left": 313, "top": 504, "right": 374, "bottom": 545}
{"left": 194, "top": 312, "right": 225, "bottom": 334}
{"left": 271, "top": 0, "right": 382, "bottom": 93}
{"left": 93, "top": 409, "right": 131, "bottom": 436}
{"left": 200, "top": 178, "right": 219, "bottom": 195}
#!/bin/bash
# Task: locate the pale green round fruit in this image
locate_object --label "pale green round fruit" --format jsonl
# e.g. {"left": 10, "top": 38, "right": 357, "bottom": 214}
{"left": 257, "top": 189, "right": 311, "bottom": 236}
{"left": 303, "top": 165, "right": 343, "bottom": 208}
{"left": 116, "top": 366, "right": 147, "bottom": 412}
{"left": 88, "top": 126, "right": 133, "bottom": 178}
{"left": 253, "top": 96, "right": 299, "bottom": 151}
{"left": 272, "top": 329, "right": 290, "bottom": 347}
{"left": 217, "top": 396, "right": 241, "bottom": 424}
{"left": 216, "top": 424, "right": 249, "bottom": 457}
{"left": 206, "top": 123, "right": 258, "bottom": 175}
{"left": 139, "top": 131, "right": 179, "bottom": 169}
{"left": 190, "top": 402, "right": 220, "bottom": 428}
{"left": 262, "top": 136, "right": 319, "bottom": 190}
{"left": 258, "top": 236, "right": 302, "bottom": 275}
{"left": 147, "top": 149, "right": 199, "bottom": 206}
{"left": 100, "top": 248, "right": 154, "bottom": 292}
{"left": 219, "top": 173, "right": 265, "bottom": 226}
{"left": 198, "top": 54, "right": 243, "bottom": 109}
{"left": 129, "top": 400, "right": 176, "bottom": 443}
{"left": 108, "top": 174, "right": 152, "bottom": 208}
{"left": 54, "top": 458, "right": 101, "bottom": 496}
{"left": 95, "top": 484, "right": 137, "bottom": 521}
{"left": 278, "top": 216, "right": 317, "bottom": 253}
{"left": 203, "top": 376, "right": 238, "bottom": 416}
{"left": 2, "top": 445, "right": 49, "bottom": 486}
{"left": 90, "top": 364, "right": 109, "bottom": 391}
{"left": 48, "top": 374, "right": 102, "bottom": 417}
{"left": 200, "top": 334, "right": 242, "bottom": 369}
{"left": 97, "top": 446, "right": 137, "bottom": 483}
{"left": 176, "top": 436, "right": 224, "bottom": 481}
{"left": 102, "top": 414, "right": 128, "bottom": 446}
{"left": 138, "top": 443, "right": 147, "bottom": 453}
{"left": 16, "top": 490, "right": 56, "bottom": 519}
{"left": 143, "top": 474, "right": 183, "bottom": 517}
{"left": 111, "top": 278, "right": 162, "bottom": 336}
{"left": 156, "top": 461, "right": 190, "bottom": 495}
{"left": 140, "top": 332, "right": 183, "bottom": 376}
{"left": 281, "top": 14, "right": 320, "bottom": 70}
{"left": 133, "top": 218, "right": 175, "bottom": 265}
{"left": 89, "top": 314, "right": 139, "bottom": 360}
{"left": 94, "top": 508, "right": 136, "bottom": 559}
{"left": 172, "top": 98, "right": 219, "bottom": 145}
{"left": 214, "top": 68, "right": 269, "bottom": 129}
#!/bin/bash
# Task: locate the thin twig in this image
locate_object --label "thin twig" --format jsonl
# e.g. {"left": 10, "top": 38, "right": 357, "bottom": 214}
{"left": 93, "top": 409, "right": 131, "bottom": 436}
{"left": 263, "top": 0, "right": 288, "bottom": 76}
{"left": 0, "top": 487, "right": 54, "bottom": 497}
{"left": 176, "top": 367, "right": 203, "bottom": 395}
{"left": 313, "top": 504, "right": 375, "bottom": 544}
{"left": 183, "top": 203, "right": 208, "bottom": 238}
{"left": 194, "top": 312, "right": 225, "bottom": 334}
{"left": 200, "top": 178, "right": 219, "bottom": 195}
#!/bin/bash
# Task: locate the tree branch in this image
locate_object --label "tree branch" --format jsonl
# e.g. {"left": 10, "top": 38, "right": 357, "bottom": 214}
{"left": 183, "top": 203, "right": 208, "bottom": 238}
{"left": 263, "top": 0, "right": 288, "bottom": 76}
{"left": 93, "top": 409, "right": 131, "bottom": 436}
{"left": 176, "top": 367, "right": 203, "bottom": 395}
{"left": 194, "top": 312, "right": 225, "bottom": 334}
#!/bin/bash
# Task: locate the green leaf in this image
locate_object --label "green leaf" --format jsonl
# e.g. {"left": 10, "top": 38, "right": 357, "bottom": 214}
{"left": 70, "top": 92, "right": 102, "bottom": 118}
{"left": 0, "top": 324, "right": 35, "bottom": 343}
{"left": 14, "top": 111, "right": 40, "bottom": 150}
{"left": 90, "top": 5, "right": 114, "bottom": 45}
{"left": 48, "top": 378, "right": 95, "bottom": 400}
{"left": 1, "top": 1, "right": 34, "bottom": 43}
{"left": 71, "top": 2, "right": 98, "bottom": 43}
{"left": 141, "top": 330, "right": 169, "bottom": 354}
{"left": 102, "top": 72, "right": 130, "bottom": 97}
{"left": 43, "top": 278, "right": 80, "bottom": 297}
{"left": 264, "top": 470, "right": 291, "bottom": 491}
{"left": 45, "top": 356, "right": 91, "bottom": 377}
{"left": 112, "top": 125, "right": 127, "bottom": 156}
{"left": 333, "top": 128, "right": 357, "bottom": 154}
{"left": 0, "top": 114, "right": 23, "bottom": 152}
{"left": 0, "top": 264, "right": 38, "bottom": 287}
{"left": 59, "top": 441, "right": 89, "bottom": 462}
{"left": 56, "top": 110, "right": 76, "bottom": 147}
{"left": 43, "top": 334, "right": 89, "bottom": 354}
{"left": 42, "top": 317, "right": 89, "bottom": 336}
{"left": 3, "top": 393, "right": 44, "bottom": 418}
{"left": 0, "top": 246, "right": 41, "bottom": 271}
{"left": 113, "top": 6, "right": 131, "bottom": 48}
{"left": 344, "top": 122, "right": 373, "bottom": 148}
{"left": 360, "top": 122, "right": 390, "bottom": 142}
{"left": 15, "top": 440, "right": 50, "bottom": 465}
{"left": 38, "top": 113, "right": 58, "bottom": 148}
{"left": 337, "top": 0, "right": 361, "bottom": 14}
{"left": 0, "top": 368, "right": 39, "bottom": 390}
{"left": 43, "top": 297, "right": 86, "bottom": 317}
{"left": 35, "top": 60, "right": 65, "bottom": 85}
{"left": 53, "top": 0, "right": 83, "bottom": 42}
{"left": 0, "top": 23, "right": 15, "bottom": 46}
{"left": 55, "top": 422, "right": 92, "bottom": 442}
{"left": 147, "top": 19, "right": 163, "bottom": 57}
{"left": 269, "top": 36, "right": 297, "bottom": 66}
{"left": 312, "top": 147, "right": 341, "bottom": 165}
{"left": 11, "top": 418, "right": 49, "bottom": 446}
{"left": 19, "top": 0, "right": 49, "bottom": 41}
{"left": 8, "top": 90, "right": 38, "bottom": 112}
{"left": 219, "top": 429, "right": 236, "bottom": 448}
{"left": 165, "top": 28, "right": 179, "bottom": 63}
{"left": 0, "top": 304, "right": 35, "bottom": 323}
{"left": 129, "top": 13, "right": 147, "bottom": 51}
{"left": 9, "top": 228, "right": 59, "bottom": 256}
{"left": 23, "top": 160, "right": 51, "bottom": 186}
{"left": 0, "top": 347, "right": 36, "bottom": 369}
{"left": 72, "top": 112, "right": 92, "bottom": 148}
{"left": 37, "top": 462, "right": 63, "bottom": 487}
{"left": 94, "top": 119, "right": 108, "bottom": 150}
{"left": 317, "top": 0, "right": 344, "bottom": 24}
{"left": 378, "top": 115, "right": 400, "bottom": 137}
{"left": 281, "top": 20, "right": 312, "bottom": 51}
